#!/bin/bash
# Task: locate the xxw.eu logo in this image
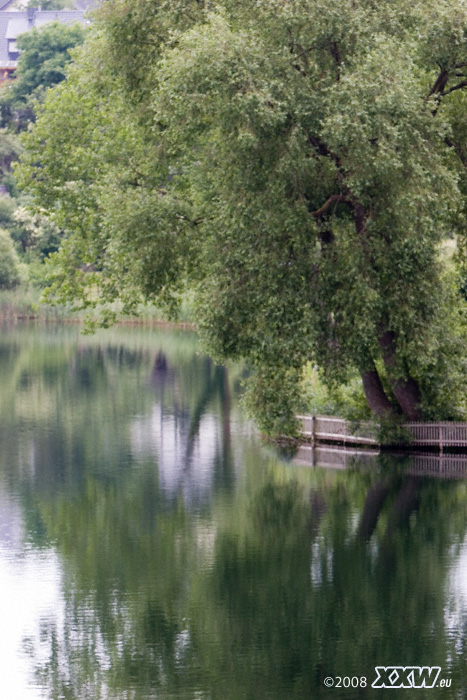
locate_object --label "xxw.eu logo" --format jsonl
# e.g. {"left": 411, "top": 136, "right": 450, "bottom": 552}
{"left": 372, "top": 667, "right": 449, "bottom": 689}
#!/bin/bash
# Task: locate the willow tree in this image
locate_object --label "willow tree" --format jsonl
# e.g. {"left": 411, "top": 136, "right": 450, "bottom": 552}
{"left": 17, "top": 0, "right": 467, "bottom": 432}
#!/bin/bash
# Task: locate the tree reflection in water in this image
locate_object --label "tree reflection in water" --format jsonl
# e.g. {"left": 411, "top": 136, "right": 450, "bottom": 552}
{"left": 28, "top": 463, "right": 467, "bottom": 699}
{"left": 0, "top": 325, "right": 466, "bottom": 698}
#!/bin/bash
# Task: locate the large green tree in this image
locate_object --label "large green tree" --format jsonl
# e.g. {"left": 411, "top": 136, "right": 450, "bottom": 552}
{"left": 17, "top": 0, "right": 467, "bottom": 431}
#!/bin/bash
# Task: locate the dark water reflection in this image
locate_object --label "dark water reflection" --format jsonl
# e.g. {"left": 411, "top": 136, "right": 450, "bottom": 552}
{"left": 1, "top": 323, "right": 467, "bottom": 699}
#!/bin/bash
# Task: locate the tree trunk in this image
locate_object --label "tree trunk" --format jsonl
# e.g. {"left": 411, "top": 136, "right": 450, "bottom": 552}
{"left": 360, "top": 359, "right": 394, "bottom": 417}
{"left": 357, "top": 479, "right": 392, "bottom": 541}
{"left": 381, "top": 477, "right": 422, "bottom": 569}
{"left": 383, "top": 477, "right": 421, "bottom": 542}
{"left": 378, "top": 330, "right": 421, "bottom": 420}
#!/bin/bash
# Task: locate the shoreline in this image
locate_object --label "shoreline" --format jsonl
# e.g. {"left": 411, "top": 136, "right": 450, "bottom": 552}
{"left": 0, "top": 309, "right": 197, "bottom": 331}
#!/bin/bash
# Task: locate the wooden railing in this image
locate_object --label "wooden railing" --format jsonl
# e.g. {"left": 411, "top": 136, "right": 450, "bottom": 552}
{"left": 401, "top": 422, "right": 467, "bottom": 449}
{"left": 297, "top": 414, "right": 379, "bottom": 446}
{"left": 297, "top": 415, "right": 467, "bottom": 451}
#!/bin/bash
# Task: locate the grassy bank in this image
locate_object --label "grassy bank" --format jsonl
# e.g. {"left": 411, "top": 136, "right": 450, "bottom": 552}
{"left": 0, "top": 284, "right": 198, "bottom": 327}
{"left": 0, "top": 286, "right": 53, "bottom": 320}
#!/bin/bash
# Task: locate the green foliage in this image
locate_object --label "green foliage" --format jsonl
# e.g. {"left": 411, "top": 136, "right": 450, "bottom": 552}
{"left": 0, "top": 129, "right": 23, "bottom": 198}
{"left": 0, "top": 129, "right": 22, "bottom": 175}
{"left": 243, "top": 365, "right": 304, "bottom": 437}
{"left": 376, "top": 416, "right": 414, "bottom": 446}
{"left": 301, "top": 364, "right": 371, "bottom": 420}
{"left": 0, "top": 193, "right": 61, "bottom": 277}
{"left": 12, "top": 204, "right": 62, "bottom": 260}
{"left": 0, "top": 194, "right": 16, "bottom": 231}
{"left": 16, "top": 0, "right": 467, "bottom": 432}
{"left": 15, "top": 22, "right": 85, "bottom": 95}
{"left": 0, "top": 228, "right": 22, "bottom": 288}
{"left": 0, "top": 21, "right": 85, "bottom": 131}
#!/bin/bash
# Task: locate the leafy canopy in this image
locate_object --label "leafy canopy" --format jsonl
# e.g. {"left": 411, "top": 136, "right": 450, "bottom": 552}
{"left": 17, "top": 0, "right": 467, "bottom": 431}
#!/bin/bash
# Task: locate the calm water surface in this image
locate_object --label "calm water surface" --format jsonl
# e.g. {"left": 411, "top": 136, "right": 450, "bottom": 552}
{"left": 2, "top": 322, "right": 467, "bottom": 699}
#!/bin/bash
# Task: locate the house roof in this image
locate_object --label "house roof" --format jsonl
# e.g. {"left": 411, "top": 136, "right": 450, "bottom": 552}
{"left": 6, "top": 17, "right": 28, "bottom": 39}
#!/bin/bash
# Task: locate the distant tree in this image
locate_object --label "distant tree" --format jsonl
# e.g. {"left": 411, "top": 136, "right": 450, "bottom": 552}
{"left": 12, "top": 204, "right": 61, "bottom": 259}
{"left": 0, "top": 129, "right": 22, "bottom": 172}
{"left": 0, "top": 21, "right": 85, "bottom": 131}
{"left": 14, "top": 21, "right": 85, "bottom": 97}
{"left": 0, "top": 129, "right": 22, "bottom": 194}
{"left": 0, "top": 228, "right": 21, "bottom": 288}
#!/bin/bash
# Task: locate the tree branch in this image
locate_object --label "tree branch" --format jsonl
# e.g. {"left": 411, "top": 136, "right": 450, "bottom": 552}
{"left": 427, "top": 68, "right": 449, "bottom": 98}
{"left": 329, "top": 41, "right": 341, "bottom": 82}
{"left": 440, "top": 79, "right": 467, "bottom": 97}
{"left": 311, "top": 194, "right": 349, "bottom": 217}
{"left": 445, "top": 137, "right": 467, "bottom": 166}
{"left": 289, "top": 45, "right": 316, "bottom": 64}
{"left": 427, "top": 68, "right": 467, "bottom": 112}
{"left": 307, "top": 134, "right": 342, "bottom": 169}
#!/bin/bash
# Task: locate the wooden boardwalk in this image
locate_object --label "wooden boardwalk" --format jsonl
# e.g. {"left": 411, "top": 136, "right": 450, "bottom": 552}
{"left": 297, "top": 414, "right": 467, "bottom": 452}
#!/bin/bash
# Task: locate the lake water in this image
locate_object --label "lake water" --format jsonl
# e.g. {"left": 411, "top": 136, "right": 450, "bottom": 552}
{"left": 2, "top": 322, "right": 467, "bottom": 699}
